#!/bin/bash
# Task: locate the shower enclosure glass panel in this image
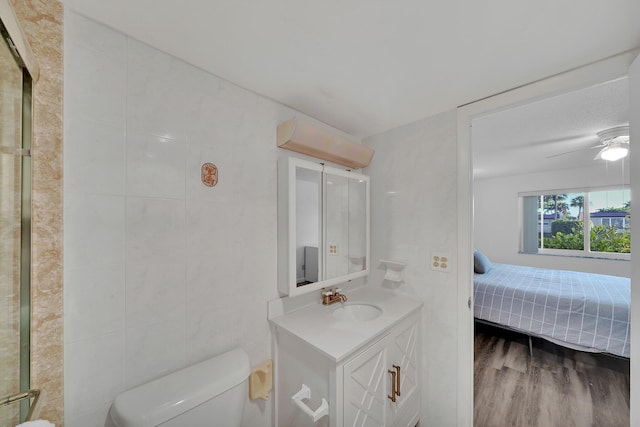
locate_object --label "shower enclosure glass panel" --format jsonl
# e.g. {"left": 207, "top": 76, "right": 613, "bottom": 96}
{"left": 0, "top": 10, "right": 33, "bottom": 426}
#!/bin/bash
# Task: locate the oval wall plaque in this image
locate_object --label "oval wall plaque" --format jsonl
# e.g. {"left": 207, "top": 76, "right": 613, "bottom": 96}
{"left": 201, "top": 163, "right": 218, "bottom": 187}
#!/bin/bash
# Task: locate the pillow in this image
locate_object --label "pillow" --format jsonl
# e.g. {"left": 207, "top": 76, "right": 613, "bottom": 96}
{"left": 474, "top": 250, "right": 492, "bottom": 274}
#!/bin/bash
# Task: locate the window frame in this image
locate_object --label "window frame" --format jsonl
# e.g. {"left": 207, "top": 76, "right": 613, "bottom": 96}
{"left": 519, "top": 185, "right": 631, "bottom": 260}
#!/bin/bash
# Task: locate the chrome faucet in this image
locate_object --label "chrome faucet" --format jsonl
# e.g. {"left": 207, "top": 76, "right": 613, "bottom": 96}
{"left": 322, "top": 288, "right": 347, "bottom": 305}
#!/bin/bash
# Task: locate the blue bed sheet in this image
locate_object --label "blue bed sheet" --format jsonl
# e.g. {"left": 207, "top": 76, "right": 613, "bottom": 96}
{"left": 474, "top": 263, "right": 630, "bottom": 358}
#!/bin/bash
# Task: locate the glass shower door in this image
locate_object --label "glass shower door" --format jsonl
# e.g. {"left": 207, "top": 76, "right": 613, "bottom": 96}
{"left": 0, "top": 14, "right": 32, "bottom": 426}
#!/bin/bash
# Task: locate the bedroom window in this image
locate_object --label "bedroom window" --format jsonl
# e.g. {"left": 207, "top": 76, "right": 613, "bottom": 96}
{"left": 521, "top": 188, "right": 630, "bottom": 258}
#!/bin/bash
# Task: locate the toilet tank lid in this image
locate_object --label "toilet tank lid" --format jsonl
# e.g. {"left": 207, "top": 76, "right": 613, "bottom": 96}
{"left": 110, "top": 348, "right": 250, "bottom": 427}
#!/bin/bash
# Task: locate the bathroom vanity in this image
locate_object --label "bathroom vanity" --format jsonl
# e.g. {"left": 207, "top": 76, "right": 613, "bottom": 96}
{"left": 273, "top": 156, "right": 420, "bottom": 426}
{"left": 270, "top": 287, "right": 422, "bottom": 427}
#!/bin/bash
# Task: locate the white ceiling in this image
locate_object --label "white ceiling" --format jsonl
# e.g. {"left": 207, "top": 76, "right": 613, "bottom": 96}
{"left": 472, "top": 77, "right": 630, "bottom": 179}
{"left": 61, "top": 0, "right": 640, "bottom": 139}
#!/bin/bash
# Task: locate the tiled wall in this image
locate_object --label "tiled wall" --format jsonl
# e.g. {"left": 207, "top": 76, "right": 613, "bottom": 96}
{"left": 364, "top": 110, "right": 459, "bottom": 427}
{"left": 63, "top": 10, "right": 352, "bottom": 427}
{"left": 10, "top": 0, "right": 64, "bottom": 425}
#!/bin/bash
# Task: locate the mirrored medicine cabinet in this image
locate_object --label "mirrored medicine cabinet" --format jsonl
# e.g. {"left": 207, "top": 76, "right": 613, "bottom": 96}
{"left": 278, "top": 157, "right": 370, "bottom": 297}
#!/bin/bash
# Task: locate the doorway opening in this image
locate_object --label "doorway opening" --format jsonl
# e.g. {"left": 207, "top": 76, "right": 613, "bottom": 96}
{"left": 455, "top": 50, "right": 639, "bottom": 426}
{"left": 470, "top": 77, "right": 630, "bottom": 426}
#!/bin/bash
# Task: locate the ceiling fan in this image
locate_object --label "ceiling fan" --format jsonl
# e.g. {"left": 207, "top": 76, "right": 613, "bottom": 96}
{"left": 547, "top": 125, "right": 630, "bottom": 161}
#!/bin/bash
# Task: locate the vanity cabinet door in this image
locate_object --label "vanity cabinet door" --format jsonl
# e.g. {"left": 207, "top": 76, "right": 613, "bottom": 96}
{"left": 342, "top": 313, "right": 421, "bottom": 427}
{"left": 343, "top": 335, "right": 390, "bottom": 427}
{"left": 386, "top": 315, "right": 420, "bottom": 427}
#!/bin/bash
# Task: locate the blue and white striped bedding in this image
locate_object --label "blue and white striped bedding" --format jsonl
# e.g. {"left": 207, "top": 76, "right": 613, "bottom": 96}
{"left": 474, "top": 263, "right": 630, "bottom": 358}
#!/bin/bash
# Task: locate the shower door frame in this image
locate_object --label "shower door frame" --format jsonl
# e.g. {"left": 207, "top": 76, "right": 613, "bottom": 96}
{"left": 0, "top": 0, "right": 39, "bottom": 422}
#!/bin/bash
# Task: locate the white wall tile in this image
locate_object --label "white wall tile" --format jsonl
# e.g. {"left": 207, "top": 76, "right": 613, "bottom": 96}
{"left": 126, "top": 224, "right": 185, "bottom": 325}
{"left": 125, "top": 256, "right": 186, "bottom": 326}
{"left": 64, "top": 193, "right": 125, "bottom": 271}
{"left": 125, "top": 197, "right": 185, "bottom": 323}
{"left": 185, "top": 198, "right": 276, "bottom": 297}
{"left": 64, "top": 265, "right": 125, "bottom": 344}
{"left": 185, "top": 293, "right": 269, "bottom": 366}
{"left": 125, "top": 308, "right": 186, "bottom": 387}
{"left": 65, "top": 405, "right": 112, "bottom": 427}
{"left": 64, "top": 118, "right": 125, "bottom": 196}
{"left": 63, "top": 1, "right": 128, "bottom": 47}
{"left": 64, "top": 13, "right": 126, "bottom": 127}
{"left": 364, "top": 110, "right": 459, "bottom": 427}
{"left": 126, "top": 39, "right": 203, "bottom": 139}
{"left": 125, "top": 131, "right": 186, "bottom": 199}
{"left": 125, "top": 197, "right": 186, "bottom": 260}
{"left": 64, "top": 333, "right": 126, "bottom": 424}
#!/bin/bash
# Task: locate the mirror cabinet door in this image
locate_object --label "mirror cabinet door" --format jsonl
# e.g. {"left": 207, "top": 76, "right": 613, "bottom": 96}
{"left": 295, "top": 166, "right": 321, "bottom": 287}
{"left": 279, "top": 157, "right": 369, "bottom": 297}
{"left": 348, "top": 177, "right": 368, "bottom": 273}
{"left": 324, "top": 174, "right": 350, "bottom": 280}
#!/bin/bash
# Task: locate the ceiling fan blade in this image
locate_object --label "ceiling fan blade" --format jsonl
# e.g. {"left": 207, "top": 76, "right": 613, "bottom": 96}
{"left": 546, "top": 144, "right": 605, "bottom": 159}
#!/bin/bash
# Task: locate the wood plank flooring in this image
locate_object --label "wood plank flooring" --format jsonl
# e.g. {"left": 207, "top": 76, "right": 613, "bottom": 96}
{"left": 474, "top": 322, "right": 630, "bottom": 427}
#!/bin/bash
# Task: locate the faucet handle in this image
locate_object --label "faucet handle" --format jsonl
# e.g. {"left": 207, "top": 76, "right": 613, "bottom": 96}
{"left": 321, "top": 289, "right": 334, "bottom": 296}
{"left": 335, "top": 288, "right": 343, "bottom": 294}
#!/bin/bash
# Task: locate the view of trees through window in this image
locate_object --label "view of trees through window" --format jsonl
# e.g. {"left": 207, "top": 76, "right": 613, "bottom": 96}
{"left": 524, "top": 189, "right": 630, "bottom": 256}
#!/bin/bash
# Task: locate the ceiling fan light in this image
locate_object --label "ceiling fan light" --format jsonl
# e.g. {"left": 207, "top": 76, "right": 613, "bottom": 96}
{"left": 600, "top": 144, "right": 628, "bottom": 161}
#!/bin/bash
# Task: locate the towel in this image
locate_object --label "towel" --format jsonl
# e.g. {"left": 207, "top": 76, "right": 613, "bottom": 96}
{"left": 16, "top": 420, "right": 55, "bottom": 427}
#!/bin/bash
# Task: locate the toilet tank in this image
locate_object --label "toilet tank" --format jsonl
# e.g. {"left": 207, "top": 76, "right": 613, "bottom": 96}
{"left": 109, "top": 348, "right": 250, "bottom": 427}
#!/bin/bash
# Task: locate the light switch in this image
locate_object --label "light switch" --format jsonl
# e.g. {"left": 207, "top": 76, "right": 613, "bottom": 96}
{"left": 430, "top": 252, "right": 451, "bottom": 273}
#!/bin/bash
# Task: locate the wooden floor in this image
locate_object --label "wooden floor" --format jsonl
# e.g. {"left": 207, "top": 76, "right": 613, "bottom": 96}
{"left": 474, "top": 323, "right": 630, "bottom": 427}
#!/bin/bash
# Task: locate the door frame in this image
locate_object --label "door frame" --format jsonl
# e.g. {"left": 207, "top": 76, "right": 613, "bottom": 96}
{"left": 456, "top": 49, "right": 639, "bottom": 426}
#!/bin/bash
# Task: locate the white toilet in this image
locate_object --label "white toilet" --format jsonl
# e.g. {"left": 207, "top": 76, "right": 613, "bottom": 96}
{"left": 108, "top": 348, "right": 250, "bottom": 427}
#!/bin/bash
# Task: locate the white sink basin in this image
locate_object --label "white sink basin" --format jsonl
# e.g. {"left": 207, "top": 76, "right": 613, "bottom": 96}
{"left": 332, "top": 304, "right": 382, "bottom": 321}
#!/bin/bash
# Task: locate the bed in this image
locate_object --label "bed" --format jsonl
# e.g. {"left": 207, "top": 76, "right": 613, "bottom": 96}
{"left": 473, "top": 254, "right": 631, "bottom": 358}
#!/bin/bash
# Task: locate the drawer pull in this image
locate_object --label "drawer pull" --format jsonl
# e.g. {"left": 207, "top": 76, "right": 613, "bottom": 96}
{"left": 387, "top": 369, "right": 397, "bottom": 402}
{"left": 393, "top": 364, "right": 401, "bottom": 397}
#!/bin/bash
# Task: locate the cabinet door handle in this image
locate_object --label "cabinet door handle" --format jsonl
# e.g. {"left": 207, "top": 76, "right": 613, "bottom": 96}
{"left": 393, "top": 364, "right": 401, "bottom": 397}
{"left": 387, "top": 369, "right": 397, "bottom": 402}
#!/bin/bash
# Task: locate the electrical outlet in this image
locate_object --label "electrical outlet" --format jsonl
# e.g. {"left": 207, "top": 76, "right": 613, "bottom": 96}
{"left": 329, "top": 244, "right": 338, "bottom": 255}
{"left": 430, "top": 252, "right": 451, "bottom": 273}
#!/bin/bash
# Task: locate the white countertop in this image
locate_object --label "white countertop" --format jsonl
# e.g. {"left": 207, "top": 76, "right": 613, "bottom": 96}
{"left": 269, "top": 287, "right": 423, "bottom": 362}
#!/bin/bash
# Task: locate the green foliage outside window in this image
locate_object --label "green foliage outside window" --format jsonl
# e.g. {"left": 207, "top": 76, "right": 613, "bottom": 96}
{"left": 590, "top": 224, "right": 631, "bottom": 253}
{"left": 543, "top": 221, "right": 630, "bottom": 253}
{"left": 543, "top": 226, "right": 584, "bottom": 250}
